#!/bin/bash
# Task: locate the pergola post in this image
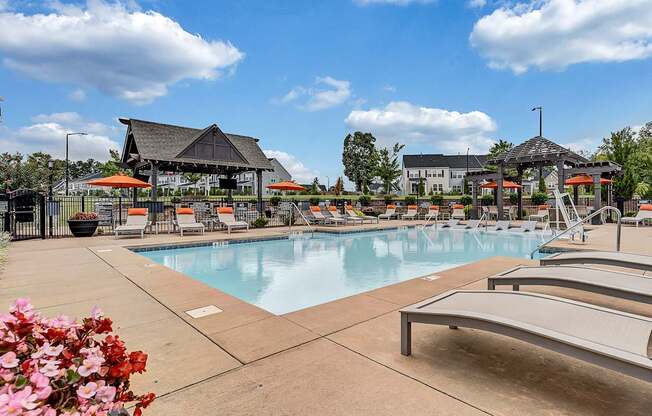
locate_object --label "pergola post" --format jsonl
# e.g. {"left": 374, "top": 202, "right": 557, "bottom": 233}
{"left": 516, "top": 167, "right": 523, "bottom": 220}
{"left": 556, "top": 161, "right": 565, "bottom": 194}
{"left": 593, "top": 174, "right": 602, "bottom": 211}
{"left": 573, "top": 186, "right": 579, "bottom": 205}
{"left": 150, "top": 162, "right": 158, "bottom": 202}
{"left": 227, "top": 172, "right": 233, "bottom": 205}
{"left": 496, "top": 165, "right": 504, "bottom": 220}
{"left": 471, "top": 179, "right": 479, "bottom": 219}
{"left": 256, "top": 169, "right": 263, "bottom": 214}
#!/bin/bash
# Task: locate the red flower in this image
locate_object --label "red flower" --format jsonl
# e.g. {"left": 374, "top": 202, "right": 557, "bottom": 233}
{"left": 110, "top": 361, "right": 132, "bottom": 378}
{"left": 129, "top": 351, "right": 148, "bottom": 373}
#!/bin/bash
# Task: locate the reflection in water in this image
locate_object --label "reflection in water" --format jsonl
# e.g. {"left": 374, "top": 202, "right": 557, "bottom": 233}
{"left": 141, "top": 228, "right": 544, "bottom": 314}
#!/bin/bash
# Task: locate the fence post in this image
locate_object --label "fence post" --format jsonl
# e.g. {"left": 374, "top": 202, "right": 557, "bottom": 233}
{"left": 39, "top": 194, "right": 46, "bottom": 239}
{"left": 81, "top": 196, "right": 86, "bottom": 212}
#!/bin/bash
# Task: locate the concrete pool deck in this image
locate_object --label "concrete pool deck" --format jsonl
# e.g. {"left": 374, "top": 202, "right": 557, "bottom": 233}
{"left": 2, "top": 220, "right": 652, "bottom": 415}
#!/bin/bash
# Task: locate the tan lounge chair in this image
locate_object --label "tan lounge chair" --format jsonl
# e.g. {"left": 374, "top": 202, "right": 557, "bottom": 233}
{"left": 529, "top": 204, "right": 550, "bottom": 223}
{"left": 540, "top": 251, "right": 652, "bottom": 272}
{"left": 175, "top": 208, "right": 205, "bottom": 236}
{"left": 328, "top": 206, "right": 362, "bottom": 225}
{"left": 486, "top": 220, "right": 510, "bottom": 231}
{"left": 400, "top": 290, "right": 652, "bottom": 383}
{"left": 309, "top": 206, "right": 345, "bottom": 226}
{"left": 440, "top": 219, "right": 459, "bottom": 228}
{"left": 488, "top": 265, "right": 652, "bottom": 304}
{"left": 424, "top": 205, "right": 439, "bottom": 222}
{"left": 451, "top": 204, "right": 465, "bottom": 220}
{"left": 345, "top": 205, "right": 378, "bottom": 224}
{"left": 509, "top": 220, "right": 537, "bottom": 233}
{"left": 215, "top": 207, "right": 249, "bottom": 234}
{"left": 621, "top": 204, "right": 652, "bottom": 227}
{"left": 378, "top": 204, "right": 397, "bottom": 220}
{"left": 401, "top": 205, "right": 418, "bottom": 220}
{"left": 114, "top": 208, "right": 150, "bottom": 239}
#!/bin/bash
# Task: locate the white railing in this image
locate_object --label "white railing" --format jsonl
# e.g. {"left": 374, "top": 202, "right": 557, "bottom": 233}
{"left": 288, "top": 202, "right": 314, "bottom": 234}
{"left": 530, "top": 205, "right": 621, "bottom": 259}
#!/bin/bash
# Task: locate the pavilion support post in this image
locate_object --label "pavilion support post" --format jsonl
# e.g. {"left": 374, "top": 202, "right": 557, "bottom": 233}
{"left": 607, "top": 183, "right": 613, "bottom": 222}
{"left": 573, "top": 186, "right": 579, "bottom": 205}
{"left": 150, "top": 163, "right": 158, "bottom": 202}
{"left": 556, "top": 161, "right": 565, "bottom": 194}
{"left": 256, "top": 169, "right": 263, "bottom": 214}
{"left": 227, "top": 173, "right": 233, "bottom": 205}
{"left": 516, "top": 167, "right": 523, "bottom": 220}
{"left": 593, "top": 174, "right": 602, "bottom": 212}
{"left": 471, "top": 179, "right": 478, "bottom": 219}
{"left": 496, "top": 165, "right": 504, "bottom": 220}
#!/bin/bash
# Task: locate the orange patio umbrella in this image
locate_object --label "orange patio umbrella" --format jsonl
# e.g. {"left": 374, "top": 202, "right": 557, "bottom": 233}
{"left": 87, "top": 174, "right": 151, "bottom": 188}
{"left": 266, "top": 181, "right": 306, "bottom": 192}
{"left": 565, "top": 174, "right": 612, "bottom": 186}
{"left": 479, "top": 180, "right": 522, "bottom": 189}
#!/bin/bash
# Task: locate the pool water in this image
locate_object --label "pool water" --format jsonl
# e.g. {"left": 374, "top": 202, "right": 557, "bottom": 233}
{"left": 139, "top": 227, "right": 545, "bottom": 314}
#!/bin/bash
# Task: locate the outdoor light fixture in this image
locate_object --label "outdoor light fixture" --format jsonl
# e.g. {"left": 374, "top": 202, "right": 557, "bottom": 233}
{"left": 531, "top": 106, "right": 543, "bottom": 137}
{"left": 65, "top": 132, "right": 88, "bottom": 196}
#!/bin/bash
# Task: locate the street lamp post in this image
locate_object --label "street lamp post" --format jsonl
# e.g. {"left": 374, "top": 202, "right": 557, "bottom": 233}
{"left": 65, "top": 132, "right": 87, "bottom": 195}
{"left": 531, "top": 106, "right": 543, "bottom": 137}
{"left": 48, "top": 160, "right": 54, "bottom": 237}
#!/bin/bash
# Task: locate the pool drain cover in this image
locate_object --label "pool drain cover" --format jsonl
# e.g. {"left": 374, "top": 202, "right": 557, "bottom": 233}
{"left": 185, "top": 305, "right": 223, "bottom": 318}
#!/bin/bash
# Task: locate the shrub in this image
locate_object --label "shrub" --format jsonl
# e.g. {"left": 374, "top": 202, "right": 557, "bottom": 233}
{"left": 249, "top": 198, "right": 258, "bottom": 205}
{"left": 460, "top": 195, "right": 472, "bottom": 206}
{"left": 463, "top": 204, "right": 473, "bottom": 219}
{"left": 481, "top": 194, "right": 494, "bottom": 206}
{"left": 358, "top": 195, "right": 371, "bottom": 206}
{"left": 430, "top": 194, "right": 443, "bottom": 206}
{"left": 531, "top": 192, "right": 548, "bottom": 206}
{"left": 384, "top": 195, "right": 394, "bottom": 204}
{"left": 404, "top": 196, "right": 416, "bottom": 205}
{"left": 69, "top": 212, "right": 99, "bottom": 221}
{"left": 0, "top": 299, "right": 155, "bottom": 415}
{"left": 252, "top": 217, "right": 268, "bottom": 228}
{"left": 170, "top": 196, "right": 181, "bottom": 203}
{"left": 509, "top": 193, "right": 518, "bottom": 205}
{"left": 308, "top": 197, "right": 321, "bottom": 206}
{"left": 624, "top": 211, "right": 637, "bottom": 217}
{"left": 270, "top": 196, "right": 281, "bottom": 206}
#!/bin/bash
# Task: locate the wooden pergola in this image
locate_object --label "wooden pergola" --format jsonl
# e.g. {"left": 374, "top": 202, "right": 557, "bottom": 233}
{"left": 119, "top": 118, "right": 273, "bottom": 211}
{"left": 465, "top": 136, "right": 621, "bottom": 220}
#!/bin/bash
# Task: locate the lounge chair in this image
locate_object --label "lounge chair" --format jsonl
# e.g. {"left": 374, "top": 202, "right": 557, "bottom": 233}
{"left": 540, "top": 251, "right": 652, "bottom": 272}
{"left": 378, "top": 205, "right": 397, "bottom": 220}
{"left": 345, "top": 206, "right": 378, "bottom": 224}
{"left": 215, "top": 207, "right": 249, "bottom": 234}
{"left": 424, "top": 206, "right": 439, "bottom": 222}
{"left": 485, "top": 220, "right": 510, "bottom": 231}
{"left": 329, "top": 206, "right": 362, "bottom": 225}
{"left": 621, "top": 204, "right": 652, "bottom": 227}
{"left": 529, "top": 205, "right": 550, "bottom": 223}
{"left": 509, "top": 220, "right": 537, "bottom": 233}
{"left": 488, "top": 265, "right": 652, "bottom": 304}
{"left": 400, "top": 290, "right": 652, "bottom": 383}
{"left": 451, "top": 204, "right": 465, "bottom": 220}
{"left": 309, "top": 206, "right": 345, "bottom": 226}
{"left": 114, "top": 208, "right": 150, "bottom": 239}
{"left": 440, "top": 219, "right": 459, "bottom": 228}
{"left": 485, "top": 206, "right": 499, "bottom": 221}
{"left": 401, "top": 205, "right": 418, "bottom": 220}
{"left": 450, "top": 219, "right": 480, "bottom": 230}
{"left": 175, "top": 208, "right": 205, "bottom": 236}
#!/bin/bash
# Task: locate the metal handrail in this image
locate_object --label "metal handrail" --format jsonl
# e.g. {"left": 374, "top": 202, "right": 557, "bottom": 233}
{"left": 289, "top": 202, "right": 314, "bottom": 234}
{"left": 530, "top": 205, "right": 621, "bottom": 259}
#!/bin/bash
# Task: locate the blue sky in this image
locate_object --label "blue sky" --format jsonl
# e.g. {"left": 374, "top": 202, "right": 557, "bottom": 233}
{"left": 0, "top": 0, "right": 651, "bottom": 185}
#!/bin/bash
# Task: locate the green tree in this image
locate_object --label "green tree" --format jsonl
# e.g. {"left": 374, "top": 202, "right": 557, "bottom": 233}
{"left": 182, "top": 173, "right": 204, "bottom": 195}
{"left": 310, "top": 177, "right": 321, "bottom": 195}
{"left": 599, "top": 127, "right": 638, "bottom": 210}
{"left": 417, "top": 178, "right": 425, "bottom": 196}
{"left": 342, "top": 132, "right": 378, "bottom": 192}
{"left": 99, "top": 149, "right": 125, "bottom": 177}
{"left": 375, "top": 143, "right": 404, "bottom": 194}
{"left": 488, "top": 139, "right": 513, "bottom": 161}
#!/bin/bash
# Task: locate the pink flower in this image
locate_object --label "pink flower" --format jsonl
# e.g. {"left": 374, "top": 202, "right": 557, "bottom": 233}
{"left": 9, "top": 298, "right": 33, "bottom": 314}
{"left": 77, "top": 357, "right": 103, "bottom": 377}
{"left": 90, "top": 306, "right": 103, "bottom": 320}
{"left": 0, "top": 352, "right": 19, "bottom": 369}
{"left": 77, "top": 382, "right": 98, "bottom": 400}
{"left": 0, "top": 386, "right": 39, "bottom": 416}
{"left": 29, "top": 373, "right": 52, "bottom": 401}
{"left": 39, "top": 360, "right": 60, "bottom": 378}
{"left": 44, "top": 344, "right": 63, "bottom": 358}
{"left": 95, "top": 386, "right": 116, "bottom": 404}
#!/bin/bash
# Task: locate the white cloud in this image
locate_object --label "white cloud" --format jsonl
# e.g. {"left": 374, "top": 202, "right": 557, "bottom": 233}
{"left": 345, "top": 101, "right": 497, "bottom": 153}
{"left": 0, "top": 0, "right": 7, "bottom": 11}
{"left": 263, "top": 150, "right": 319, "bottom": 183}
{"left": 0, "top": 112, "right": 121, "bottom": 160}
{"left": 0, "top": 1, "right": 244, "bottom": 103}
{"left": 467, "top": 0, "right": 486, "bottom": 8}
{"left": 470, "top": 0, "right": 652, "bottom": 74}
{"left": 353, "top": 0, "right": 434, "bottom": 5}
{"left": 68, "top": 89, "right": 86, "bottom": 102}
{"left": 277, "top": 76, "right": 352, "bottom": 111}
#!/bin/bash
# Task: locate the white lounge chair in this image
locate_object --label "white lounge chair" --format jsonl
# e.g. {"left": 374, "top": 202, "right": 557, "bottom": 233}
{"left": 440, "top": 219, "right": 459, "bottom": 228}
{"left": 329, "top": 206, "right": 362, "bottom": 225}
{"left": 309, "top": 206, "right": 345, "bottom": 226}
{"left": 621, "top": 204, "right": 652, "bottom": 227}
{"left": 378, "top": 205, "right": 397, "bottom": 220}
{"left": 451, "top": 205, "right": 466, "bottom": 220}
{"left": 424, "top": 206, "right": 439, "bottom": 222}
{"left": 114, "top": 208, "right": 150, "bottom": 239}
{"left": 486, "top": 220, "right": 510, "bottom": 231}
{"left": 401, "top": 205, "right": 418, "bottom": 220}
{"left": 529, "top": 205, "right": 550, "bottom": 223}
{"left": 509, "top": 220, "right": 537, "bottom": 233}
{"left": 344, "top": 206, "right": 378, "bottom": 224}
{"left": 216, "top": 207, "right": 249, "bottom": 234}
{"left": 176, "top": 208, "right": 205, "bottom": 236}
{"left": 450, "top": 219, "right": 481, "bottom": 230}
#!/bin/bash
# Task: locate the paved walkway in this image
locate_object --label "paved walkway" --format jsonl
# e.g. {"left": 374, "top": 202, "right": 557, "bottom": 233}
{"left": 2, "top": 221, "right": 651, "bottom": 415}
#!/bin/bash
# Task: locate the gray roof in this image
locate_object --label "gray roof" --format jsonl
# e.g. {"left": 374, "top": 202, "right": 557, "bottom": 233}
{"left": 403, "top": 154, "right": 487, "bottom": 169}
{"left": 268, "top": 158, "right": 292, "bottom": 180}
{"left": 120, "top": 118, "right": 273, "bottom": 170}
{"left": 489, "top": 136, "right": 586, "bottom": 166}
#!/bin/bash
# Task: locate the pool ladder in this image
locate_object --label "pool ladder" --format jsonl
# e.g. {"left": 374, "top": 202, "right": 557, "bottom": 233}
{"left": 288, "top": 202, "right": 315, "bottom": 234}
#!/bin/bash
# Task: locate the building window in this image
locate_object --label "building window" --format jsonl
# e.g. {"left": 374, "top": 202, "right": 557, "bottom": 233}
{"left": 452, "top": 185, "right": 462, "bottom": 193}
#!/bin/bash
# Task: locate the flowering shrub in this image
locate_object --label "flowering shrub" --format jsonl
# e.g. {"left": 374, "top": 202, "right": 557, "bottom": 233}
{"left": 0, "top": 299, "right": 155, "bottom": 416}
{"left": 68, "top": 212, "right": 99, "bottom": 221}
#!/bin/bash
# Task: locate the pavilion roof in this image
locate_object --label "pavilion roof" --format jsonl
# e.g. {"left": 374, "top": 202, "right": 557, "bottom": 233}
{"left": 489, "top": 136, "right": 587, "bottom": 167}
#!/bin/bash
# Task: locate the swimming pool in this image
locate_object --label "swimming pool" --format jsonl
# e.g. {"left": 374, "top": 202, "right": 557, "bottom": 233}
{"left": 138, "top": 227, "right": 545, "bottom": 314}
